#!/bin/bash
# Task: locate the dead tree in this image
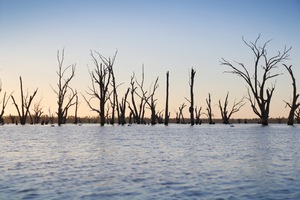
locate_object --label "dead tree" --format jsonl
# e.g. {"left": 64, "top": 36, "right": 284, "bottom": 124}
{"left": 156, "top": 110, "right": 164, "bottom": 124}
{"left": 83, "top": 50, "right": 113, "bottom": 126}
{"left": 295, "top": 108, "right": 300, "bottom": 124}
{"left": 164, "top": 71, "right": 170, "bottom": 126}
{"left": 186, "top": 68, "right": 196, "bottom": 125}
{"left": 105, "top": 103, "right": 110, "bottom": 124}
{"left": 109, "top": 54, "right": 120, "bottom": 125}
{"left": 73, "top": 92, "right": 79, "bottom": 124}
{"left": 51, "top": 49, "right": 77, "bottom": 126}
{"left": 119, "top": 88, "right": 130, "bottom": 125}
{"left": 144, "top": 77, "right": 159, "bottom": 125}
{"left": 283, "top": 64, "right": 300, "bottom": 125}
{"left": 33, "top": 98, "right": 43, "bottom": 124}
{"left": 97, "top": 51, "right": 119, "bottom": 124}
{"left": 195, "top": 106, "right": 202, "bottom": 125}
{"left": 11, "top": 76, "right": 38, "bottom": 125}
{"left": 178, "top": 103, "right": 186, "bottom": 124}
{"left": 205, "top": 93, "right": 214, "bottom": 124}
{"left": 46, "top": 107, "right": 54, "bottom": 124}
{"left": 221, "top": 35, "right": 291, "bottom": 125}
{"left": 218, "top": 92, "right": 245, "bottom": 124}
{"left": 175, "top": 111, "right": 179, "bottom": 123}
{"left": 0, "top": 80, "right": 12, "bottom": 124}
{"left": 128, "top": 67, "right": 148, "bottom": 124}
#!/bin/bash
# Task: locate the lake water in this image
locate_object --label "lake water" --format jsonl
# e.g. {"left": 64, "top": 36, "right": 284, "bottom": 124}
{"left": 0, "top": 124, "right": 299, "bottom": 200}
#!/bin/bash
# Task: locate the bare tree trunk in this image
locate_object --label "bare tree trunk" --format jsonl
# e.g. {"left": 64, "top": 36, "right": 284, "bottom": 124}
{"left": 28, "top": 111, "right": 33, "bottom": 124}
{"left": 206, "top": 93, "right": 214, "bottom": 124}
{"left": 283, "top": 64, "right": 300, "bottom": 125}
{"left": 178, "top": 103, "right": 186, "bottom": 124}
{"left": 129, "top": 74, "right": 140, "bottom": 124}
{"left": 107, "top": 52, "right": 119, "bottom": 125}
{"left": 189, "top": 68, "right": 196, "bottom": 125}
{"left": 74, "top": 93, "right": 79, "bottom": 124}
{"left": 295, "top": 108, "right": 300, "bottom": 124}
{"left": 175, "top": 111, "right": 179, "bottom": 124}
{"left": 0, "top": 80, "right": 12, "bottom": 124}
{"left": 143, "top": 77, "right": 159, "bottom": 125}
{"left": 119, "top": 88, "right": 129, "bottom": 125}
{"left": 164, "top": 71, "right": 169, "bottom": 126}
{"left": 195, "top": 106, "right": 202, "bottom": 125}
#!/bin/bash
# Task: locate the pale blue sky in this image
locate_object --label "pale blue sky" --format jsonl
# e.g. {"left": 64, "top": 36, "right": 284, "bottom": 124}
{"left": 0, "top": 0, "right": 299, "bottom": 119}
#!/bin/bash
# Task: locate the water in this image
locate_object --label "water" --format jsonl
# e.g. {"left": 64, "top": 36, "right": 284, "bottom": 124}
{"left": 0, "top": 124, "right": 299, "bottom": 200}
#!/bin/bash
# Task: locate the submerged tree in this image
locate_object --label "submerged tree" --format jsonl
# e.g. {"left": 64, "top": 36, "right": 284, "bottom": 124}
{"left": 11, "top": 76, "right": 38, "bottom": 125}
{"left": 107, "top": 51, "right": 120, "bottom": 125}
{"left": 283, "top": 64, "right": 300, "bottom": 125}
{"left": 144, "top": 77, "right": 159, "bottom": 125}
{"left": 52, "top": 49, "right": 77, "bottom": 126}
{"left": 218, "top": 92, "right": 245, "bottom": 124}
{"left": 176, "top": 103, "right": 186, "bottom": 124}
{"left": 185, "top": 68, "right": 196, "bottom": 126}
{"left": 164, "top": 71, "right": 170, "bottom": 126}
{"left": 73, "top": 92, "right": 79, "bottom": 124}
{"left": 205, "top": 93, "right": 214, "bottom": 124}
{"left": 221, "top": 35, "right": 291, "bottom": 125}
{"left": 295, "top": 108, "right": 300, "bottom": 124}
{"left": 0, "top": 80, "right": 12, "bottom": 124}
{"left": 32, "top": 98, "right": 43, "bottom": 124}
{"left": 128, "top": 66, "right": 148, "bottom": 124}
{"left": 119, "top": 88, "right": 130, "bottom": 125}
{"left": 195, "top": 106, "right": 202, "bottom": 125}
{"left": 83, "top": 50, "right": 115, "bottom": 126}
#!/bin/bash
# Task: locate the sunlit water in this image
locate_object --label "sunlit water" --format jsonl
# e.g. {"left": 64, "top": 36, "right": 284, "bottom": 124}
{"left": 0, "top": 124, "right": 299, "bottom": 200}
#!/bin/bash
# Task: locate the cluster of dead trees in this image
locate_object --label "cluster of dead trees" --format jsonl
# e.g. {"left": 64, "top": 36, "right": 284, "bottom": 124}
{"left": 0, "top": 35, "right": 299, "bottom": 126}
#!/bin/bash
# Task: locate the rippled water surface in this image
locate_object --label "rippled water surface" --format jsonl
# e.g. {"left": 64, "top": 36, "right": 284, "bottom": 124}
{"left": 1, "top": 124, "right": 300, "bottom": 199}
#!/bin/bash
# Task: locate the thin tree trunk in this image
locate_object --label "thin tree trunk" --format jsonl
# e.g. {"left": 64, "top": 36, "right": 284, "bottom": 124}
{"left": 164, "top": 71, "right": 169, "bottom": 126}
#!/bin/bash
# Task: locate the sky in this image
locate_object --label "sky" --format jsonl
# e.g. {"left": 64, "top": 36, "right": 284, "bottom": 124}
{"left": 0, "top": 0, "right": 299, "bottom": 120}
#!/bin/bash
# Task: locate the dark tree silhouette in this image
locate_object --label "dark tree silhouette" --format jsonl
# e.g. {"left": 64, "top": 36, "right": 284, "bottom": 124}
{"left": 195, "top": 106, "right": 202, "bottom": 125}
{"left": 164, "top": 71, "right": 170, "bottom": 126}
{"left": 185, "top": 68, "right": 196, "bottom": 126}
{"left": 0, "top": 80, "right": 12, "bottom": 124}
{"left": 205, "top": 93, "right": 214, "bottom": 124}
{"left": 73, "top": 92, "right": 79, "bottom": 124}
{"left": 176, "top": 103, "right": 186, "bottom": 124}
{"left": 11, "top": 76, "right": 38, "bottom": 125}
{"left": 105, "top": 103, "right": 110, "bottom": 124}
{"left": 221, "top": 35, "right": 291, "bottom": 125}
{"left": 83, "top": 50, "right": 115, "bottom": 126}
{"left": 295, "top": 108, "right": 300, "bottom": 124}
{"left": 156, "top": 110, "right": 164, "bottom": 124}
{"left": 33, "top": 98, "right": 43, "bottom": 124}
{"left": 283, "top": 64, "right": 300, "bottom": 125}
{"left": 51, "top": 49, "right": 77, "bottom": 126}
{"left": 128, "top": 67, "right": 148, "bottom": 124}
{"left": 119, "top": 88, "right": 130, "bottom": 125}
{"left": 106, "top": 51, "right": 120, "bottom": 125}
{"left": 145, "top": 77, "right": 159, "bottom": 125}
{"left": 218, "top": 92, "right": 245, "bottom": 124}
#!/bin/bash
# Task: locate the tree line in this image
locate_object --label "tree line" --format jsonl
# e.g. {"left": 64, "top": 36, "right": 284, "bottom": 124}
{"left": 0, "top": 35, "right": 299, "bottom": 126}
